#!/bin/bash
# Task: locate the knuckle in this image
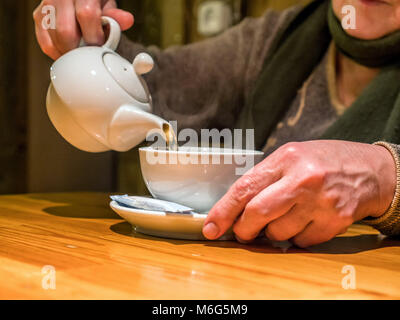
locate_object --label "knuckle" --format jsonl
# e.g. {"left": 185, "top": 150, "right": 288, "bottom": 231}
{"left": 298, "top": 162, "right": 326, "bottom": 188}
{"left": 57, "top": 25, "right": 77, "bottom": 41}
{"left": 208, "top": 204, "right": 234, "bottom": 226}
{"left": 244, "top": 201, "right": 262, "bottom": 216}
{"left": 244, "top": 199, "right": 272, "bottom": 220}
{"left": 279, "top": 142, "right": 302, "bottom": 159}
{"left": 76, "top": 4, "right": 101, "bottom": 21}
{"left": 292, "top": 238, "right": 308, "bottom": 248}
{"left": 33, "top": 8, "right": 39, "bottom": 21}
{"left": 34, "top": 1, "right": 50, "bottom": 21}
{"left": 292, "top": 233, "right": 319, "bottom": 248}
{"left": 266, "top": 224, "right": 286, "bottom": 242}
{"left": 41, "top": 45, "right": 53, "bottom": 57}
{"left": 320, "top": 191, "right": 339, "bottom": 205}
{"left": 338, "top": 203, "right": 359, "bottom": 221}
{"left": 231, "top": 175, "right": 257, "bottom": 203}
{"left": 293, "top": 228, "right": 336, "bottom": 248}
{"left": 233, "top": 226, "right": 252, "bottom": 241}
{"left": 39, "top": 0, "right": 53, "bottom": 12}
{"left": 304, "top": 162, "right": 325, "bottom": 179}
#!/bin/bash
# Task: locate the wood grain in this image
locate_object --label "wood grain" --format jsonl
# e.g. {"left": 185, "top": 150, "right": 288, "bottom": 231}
{"left": 0, "top": 192, "right": 399, "bottom": 300}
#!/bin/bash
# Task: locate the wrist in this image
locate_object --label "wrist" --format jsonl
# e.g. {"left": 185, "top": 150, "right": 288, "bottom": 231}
{"left": 370, "top": 142, "right": 397, "bottom": 218}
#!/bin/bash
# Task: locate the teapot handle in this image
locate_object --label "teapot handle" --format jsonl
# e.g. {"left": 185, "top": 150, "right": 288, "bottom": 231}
{"left": 79, "top": 16, "right": 121, "bottom": 51}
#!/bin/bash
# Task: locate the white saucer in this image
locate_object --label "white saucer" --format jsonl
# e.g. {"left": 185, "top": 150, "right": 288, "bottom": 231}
{"left": 110, "top": 201, "right": 234, "bottom": 241}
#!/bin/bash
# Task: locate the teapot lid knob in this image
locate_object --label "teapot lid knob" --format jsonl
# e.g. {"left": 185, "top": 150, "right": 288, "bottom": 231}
{"left": 133, "top": 53, "right": 154, "bottom": 75}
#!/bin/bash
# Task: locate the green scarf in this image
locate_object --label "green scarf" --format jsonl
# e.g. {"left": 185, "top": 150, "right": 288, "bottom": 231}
{"left": 238, "top": 0, "right": 400, "bottom": 149}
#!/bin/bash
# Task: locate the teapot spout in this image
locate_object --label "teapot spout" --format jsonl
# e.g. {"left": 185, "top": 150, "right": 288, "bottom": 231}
{"left": 108, "top": 104, "right": 170, "bottom": 152}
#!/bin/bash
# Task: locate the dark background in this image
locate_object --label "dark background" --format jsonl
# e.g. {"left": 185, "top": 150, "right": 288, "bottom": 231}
{"left": 0, "top": 0, "right": 309, "bottom": 196}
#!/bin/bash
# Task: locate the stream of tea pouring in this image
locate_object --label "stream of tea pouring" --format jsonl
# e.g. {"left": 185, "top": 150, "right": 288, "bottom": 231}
{"left": 162, "top": 123, "right": 178, "bottom": 151}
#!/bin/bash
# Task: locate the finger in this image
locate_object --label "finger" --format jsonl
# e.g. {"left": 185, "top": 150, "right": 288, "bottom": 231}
{"left": 233, "top": 177, "right": 297, "bottom": 241}
{"left": 203, "top": 166, "right": 282, "bottom": 240}
{"left": 265, "top": 205, "right": 313, "bottom": 242}
{"left": 34, "top": 14, "right": 62, "bottom": 60}
{"left": 102, "top": 8, "right": 134, "bottom": 31}
{"left": 292, "top": 220, "right": 341, "bottom": 248}
{"left": 76, "top": 0, "right": 104, "bottom": 45}
{"left": 49, "top": 0, "right": 81, "bottom": 54}
{"left": 102, "top": 1, "right": 134, "bottom": 31}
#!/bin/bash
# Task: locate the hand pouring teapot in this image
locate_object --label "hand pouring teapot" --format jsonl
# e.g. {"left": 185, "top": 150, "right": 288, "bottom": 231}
{"left": 46, "top": 16, "right": 170, "bottom": 153}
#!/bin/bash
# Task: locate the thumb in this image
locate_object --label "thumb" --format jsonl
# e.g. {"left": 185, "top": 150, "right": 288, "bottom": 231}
{"left": 103, "top": 8, "right": 134, "bottom": 31}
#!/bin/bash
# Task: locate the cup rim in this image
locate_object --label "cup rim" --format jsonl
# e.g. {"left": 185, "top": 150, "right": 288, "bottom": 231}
{"left": 139, "top": 146, "right": 264, "bottom": 156}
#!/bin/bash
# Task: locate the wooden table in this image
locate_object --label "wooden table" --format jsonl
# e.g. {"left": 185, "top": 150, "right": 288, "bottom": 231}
{"left": 0, "top": 192, "right": 399, "bottom": 300}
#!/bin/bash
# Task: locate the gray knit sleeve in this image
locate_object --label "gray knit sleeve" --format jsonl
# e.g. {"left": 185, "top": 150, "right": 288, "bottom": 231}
{"left": 116, "top": 7, "right": 301, "bottom": 132}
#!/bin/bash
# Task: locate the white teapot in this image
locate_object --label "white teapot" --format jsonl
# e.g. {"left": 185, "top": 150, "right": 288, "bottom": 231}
{"left": 46, "top": 16, "right": 169, "bottom": 153}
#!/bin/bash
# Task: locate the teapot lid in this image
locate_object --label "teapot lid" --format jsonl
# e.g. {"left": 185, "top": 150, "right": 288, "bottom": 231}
{"left": 103, "top": 52, "right": 152, "bottom": 103}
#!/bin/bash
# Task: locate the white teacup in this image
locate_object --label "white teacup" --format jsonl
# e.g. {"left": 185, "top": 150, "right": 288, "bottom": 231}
{"left": 139, "top": 147, "right": 264, "bottom": 213}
